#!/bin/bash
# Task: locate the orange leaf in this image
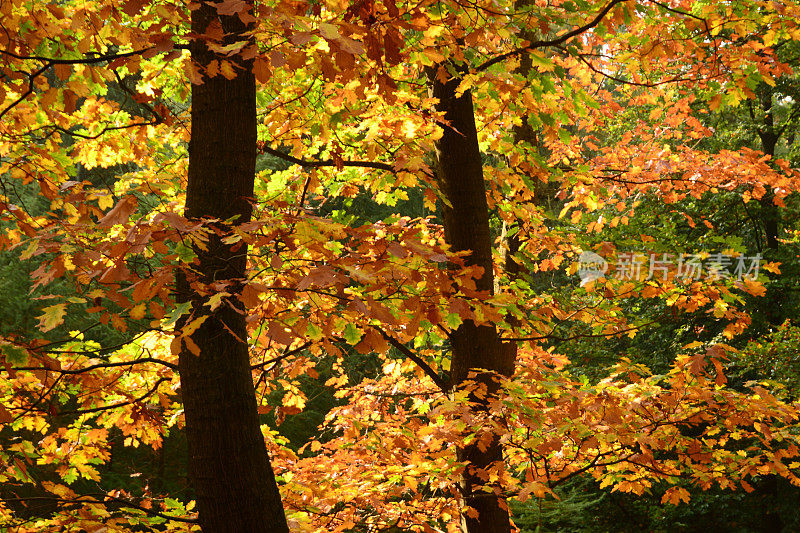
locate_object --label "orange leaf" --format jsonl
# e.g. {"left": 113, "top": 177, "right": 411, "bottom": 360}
{"left": 661, "top": 487, "right": 690, "bottom": 505}
{"left": 184, "top": 336, "right": 201, "bottom": 356}
{"left": 253, "top": 58, "right": 270, "bottom": 83}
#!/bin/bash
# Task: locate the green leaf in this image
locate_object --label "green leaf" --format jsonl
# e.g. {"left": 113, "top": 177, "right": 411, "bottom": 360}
{"left": 62, "top": 468, "right": 78, "bottom": 484}
{"left": 1, "top": 343, "right": 28, "bottom": 366}
{"left": 343, "top": 323, "right": 362, "bottom": 345}
{"left": 175, "top": 243, "right": 196, "bottom": 262}
{"left": 163, "top": 301, "right": 192, "bottom": 329}
{"left": 445, "top": 313, "right": 463, "bottom": 329}
{"left": 306, "top": 322, "right": 323, "bottom": 342}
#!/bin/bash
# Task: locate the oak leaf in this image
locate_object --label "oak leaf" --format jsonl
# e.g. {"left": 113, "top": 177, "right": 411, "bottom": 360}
{"left": 97, "top": 196, "right": 138, "bottom": 228}
{"left": 38, "top": 303, "right": 67, "bottom": 332}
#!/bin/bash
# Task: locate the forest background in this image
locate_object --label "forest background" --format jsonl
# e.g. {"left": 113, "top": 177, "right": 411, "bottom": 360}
{"left": 2, "top": 0, "right": 800, "bottom": 531}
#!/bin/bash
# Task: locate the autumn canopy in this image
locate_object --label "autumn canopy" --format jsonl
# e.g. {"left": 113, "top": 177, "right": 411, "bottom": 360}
{"left": 2, "top": 0, "right": 800, "bottom": 531}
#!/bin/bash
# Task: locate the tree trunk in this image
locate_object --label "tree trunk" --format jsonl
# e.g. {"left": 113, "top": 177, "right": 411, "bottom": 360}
{"left": 428, "top": 63, "right": 515, "bottom": 533}
{"left": 756, "top": 88, "right": 784, "bottom": 533}
{"left": 176, "top": 2, "right": 289, "bottom": 531}
{"left": 757, "top": 88, "right": 780, "bottom": 251}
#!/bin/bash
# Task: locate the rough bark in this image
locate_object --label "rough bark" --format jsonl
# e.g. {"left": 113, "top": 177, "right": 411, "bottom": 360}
{"left": 176, "top": 2, "right": 289, "bottom": 531}
{"left": 428, "top": 63, "right": 515, "bottom": 533}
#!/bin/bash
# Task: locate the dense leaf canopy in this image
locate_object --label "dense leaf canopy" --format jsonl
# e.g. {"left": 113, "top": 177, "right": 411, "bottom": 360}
{"left": 2, "top": 0, "right": 800, "bottom": 531}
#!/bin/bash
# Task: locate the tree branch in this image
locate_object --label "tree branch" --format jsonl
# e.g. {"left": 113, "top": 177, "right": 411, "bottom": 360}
{"left": 0, "top": 48, "right": 152, "bottom": 65}
{"left": 0, "top": 46, "right": 183, "bottom": 121}
{"left": 475, "top": 0, "right": 625, "bottom": 71}
{"left": 58, "top": 377, "right": 170, "bottom": 416}
{"left": 251, "top": 341, "right": 313, "bottom": 370}
{"left": 260, "top": 145, "right": 396, "bottom": 173}
{"left": 12, "top": 356, "right": 177, "bottom": 374}
{"left": 504, "top": 318, "right": 661, "bottom": 343}
{"left": 373, "top": 327, "right": 449, "bottom": 391}
{"left": 0, "top": 495, "right": 198, "bottom": 524}
{"left": 0, "top": 63, "right": 49, "bottom": 121}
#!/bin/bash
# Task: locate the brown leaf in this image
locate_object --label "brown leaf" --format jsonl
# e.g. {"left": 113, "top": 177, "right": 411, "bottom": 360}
{"left": 122, "top": 0, "right": 148, "bottom": 16}
{"left": 62, "top": 90, "right": 78, "bottom": 113}
{"left": 98, "top": 196, "right": 138, "bottom": 228}
{"left": 214, "top": 0, "right": 248, "bottom": 16}
{"left": 0, "top": 404, "right": 13, "bottom": 424}
{"left": 383, "top": 27, "right": 403, "bottom": 65}
{"left": 268, "top": 321, "right": 294, "bottom": 345}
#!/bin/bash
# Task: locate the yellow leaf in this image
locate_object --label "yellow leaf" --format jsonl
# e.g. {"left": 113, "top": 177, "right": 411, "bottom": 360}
{"left": 130, "top": 303, "right": 146, "bottom": 320}
{"left": 204, "top": 292, "right": 229, "bottom": 311}
{"left": 742, "top": 278, "right": 766, "bottom": 296}
{"left": 403, "top": 475, "right": 418, "bottom": 492}
{"left": 98, "top": 194, "right": 114, "bottom": 210}
{"left": 422, "top": 47, "right": 445, "bottom": 64}
{"left": 318, "top": 22, "right": 340, "bottom": 40}
{"left": 182, "top": 315, "right": 208, "bottom": 337}
{"left": 38, "top": 303, "right": 67, "bottom": 332}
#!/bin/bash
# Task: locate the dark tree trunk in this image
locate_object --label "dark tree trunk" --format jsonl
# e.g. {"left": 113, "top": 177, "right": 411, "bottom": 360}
{"left": 428, "top": 63, "right": 515, "bottom": 533}
{"left": 176, "top": 2, "right": 289, "bottom": 531}
{"left": 753, "top": 88, "right": 786, "bottom": 328}
{"left": 757, "top": 89, "right": 780, "bottom": 251}
{"left": 755, "top": 89, "right": 784, "bottom": 533}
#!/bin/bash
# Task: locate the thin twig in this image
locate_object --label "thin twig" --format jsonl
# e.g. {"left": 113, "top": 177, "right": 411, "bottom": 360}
{"left": 260, "top": 145, "right": 396, "bottom": 173}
